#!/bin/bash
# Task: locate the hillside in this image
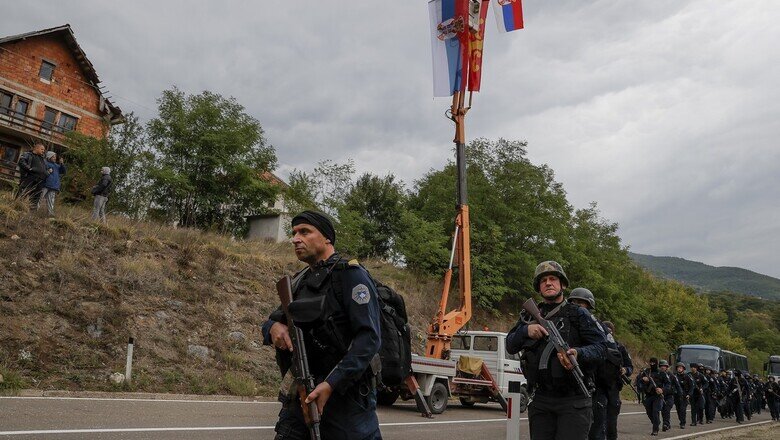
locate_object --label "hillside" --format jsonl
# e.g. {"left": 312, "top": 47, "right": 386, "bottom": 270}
{"left": 628, "top": 252, "right": 780, "bottom": 301}
{"left": 0, "top": 193, "right": 513, "bottom": 395}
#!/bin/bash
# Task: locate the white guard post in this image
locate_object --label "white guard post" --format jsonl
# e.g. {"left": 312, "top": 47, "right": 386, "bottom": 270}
{"left": 125, "top": 337, "right": 134, "bottom": 383}
{"left": 506, "top": 381, "right": 523, "bottom": 440}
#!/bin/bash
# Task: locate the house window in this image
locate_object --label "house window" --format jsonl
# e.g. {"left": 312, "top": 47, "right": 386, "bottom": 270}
{"left": 56, "top": 112, "right": 77, "bottom": 132}
{"left": 0, "top": 91, "right": 11, "bottom": 115}
{"left": 13, "top": 99, "right": 29, "bottom": 121}
{"left": 1, "top": 145, "right": 19, "bottom": 163}
{"left": 39, "top": 60, "right": 55, "bottom": 81}
{"left": 43, "top": 107, "right": 57, "bottom": 130}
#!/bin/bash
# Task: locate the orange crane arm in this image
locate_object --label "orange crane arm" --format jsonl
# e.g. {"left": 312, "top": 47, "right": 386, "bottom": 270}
{"left": 425, "top": 90, "right": 473, "bottom": 360}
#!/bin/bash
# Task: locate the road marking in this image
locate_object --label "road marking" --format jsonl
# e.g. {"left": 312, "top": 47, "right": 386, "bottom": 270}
{"left": 662, "top": 420, "right": 774, "bottom": 440}
{"left": 0, "top": 419, "right": 511, "bottom": 436}
{"left": 0, "top": 396, "right": 275, "bottom": 404}
{"left": 0, "top": 426, "right": 275, "bottom": 436}
{"left": 382, "top": 418, "right": 510, "bottom": 426}
{"left": 0, "top": 411, "right": 653, "bottom": 436}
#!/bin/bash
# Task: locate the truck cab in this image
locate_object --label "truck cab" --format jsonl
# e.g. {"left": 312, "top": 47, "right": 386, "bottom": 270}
{"left": 450, "top": 330, "right": 526, "bottom": 400}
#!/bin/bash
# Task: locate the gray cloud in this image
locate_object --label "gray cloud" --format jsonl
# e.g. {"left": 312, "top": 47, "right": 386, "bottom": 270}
{"left": 3, "top": 0, "right": 778, "bottom": 277}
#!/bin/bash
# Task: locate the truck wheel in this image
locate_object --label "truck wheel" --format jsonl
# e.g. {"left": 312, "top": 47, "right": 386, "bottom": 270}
{"left": 377, "top": 389, "right": 399, "bottom": 406}
{"left": 459, "top": 397, "right": 476, "bottom": 407}
{"left": 426, "top": 382, "right": 449, "bottom": 414}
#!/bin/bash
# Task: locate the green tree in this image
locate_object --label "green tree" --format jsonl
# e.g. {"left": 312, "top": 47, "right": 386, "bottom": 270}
{"left": 146, "top": 88, "right": 278, "bottom": 234}
{"left": 339, "top": 173, "right": 406, "bottom": 259}
{"left": 64, "top": 113, "right": 153, "bottom": 218}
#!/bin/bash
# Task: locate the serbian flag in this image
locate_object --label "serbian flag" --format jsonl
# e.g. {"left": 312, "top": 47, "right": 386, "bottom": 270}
{"left": 468, "top": 0, "right": 490, "bottom": 92}
{"left": 429, "top": 0, "right": 470, "bottom": 97}
{"left": 493, "top": 0, "right": 524, "bottom": 32}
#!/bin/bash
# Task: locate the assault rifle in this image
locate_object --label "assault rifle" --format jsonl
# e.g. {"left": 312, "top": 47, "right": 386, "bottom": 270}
{"left": 276, "top": 275, "right": 322, "bottom": 440}
{"left": 522, "top": 298, "right": 591, "bottom": 397}
{"left": 621, "top": 374, "right": 641, "bottom": 403}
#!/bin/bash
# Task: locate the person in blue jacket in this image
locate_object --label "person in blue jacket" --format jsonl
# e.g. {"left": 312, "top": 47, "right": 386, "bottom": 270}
{"left": 262, "top": 211, "right": 382, "bottom": 440}
{"left": 39, "top": 151, "right": 66, "bottom": 216}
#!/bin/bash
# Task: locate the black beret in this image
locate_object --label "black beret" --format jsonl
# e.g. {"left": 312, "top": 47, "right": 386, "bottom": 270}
{"left": 291, "top": 211, "right": 336, "bottom": 244}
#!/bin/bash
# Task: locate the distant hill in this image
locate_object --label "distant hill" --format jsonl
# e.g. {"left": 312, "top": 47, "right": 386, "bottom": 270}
{"left": 629, "top": 252, "right": 780, "bottom": 301}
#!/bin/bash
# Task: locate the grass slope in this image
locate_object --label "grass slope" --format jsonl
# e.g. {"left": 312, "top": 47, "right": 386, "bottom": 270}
{"left": 628, "top": 252, "right": 780, "bottom": 301}
{"left": 0, "top": 193, "right": 510, "bottom": 396}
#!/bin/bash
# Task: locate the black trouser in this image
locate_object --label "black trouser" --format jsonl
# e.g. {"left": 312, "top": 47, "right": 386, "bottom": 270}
{"left": 273, "top": 387, "right": 381, "bottom": 440}
{"left": 528, "top": 393, "right": 593, "bottom": 440}
{"left": 743, "top": 397, "right": 752, "bottom": 420}
{"left": 661, "top": 394, "right": 674, "bottom": 429}
{"left": 768, "top": 396, "right": 779, "bottom": 420}
{"left": 643, "top": 394, "right": 663, "bottom": 433}
{"left": 730, "top": 395, "right": 745, "bottom": 423}
{"left": 675, "top": 396, "right": 688, "bottom": 427}
{"left": 690, "top": 392, "right": 705, "bottom": 425}
{"left": 705, "top": 392, "right": 716, "bottom": 421}
{"left": 588, "top": 388, "right": 607, "bottom": 440}
{"left": 605, "top": 387, "right": 622, "bottom": 440}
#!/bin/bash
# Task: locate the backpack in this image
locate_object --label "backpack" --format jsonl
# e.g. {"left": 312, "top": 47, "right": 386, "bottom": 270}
{"left": 371, "top": 277, "right": 413, "bottom": 387}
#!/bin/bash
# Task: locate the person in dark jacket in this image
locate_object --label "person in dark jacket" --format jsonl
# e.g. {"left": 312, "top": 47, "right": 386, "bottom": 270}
{"left": 91, "top": 167, "right": 112, "bottom": 223}
{"left": 675, "top": 362, "right": 694, "bottom": 428}
{"left": 505, "top": 261, "right": 607, "bottom": 440}
{"left": 602, "top": 321, "right": 634, "bottom": 440}
{"left": 261, "top": 211, "right": 382, "bottom": 439}
{"left": 39, "top": 151, "right": 66, "bottom": 216}
{"left": 637, "top": 357, "right": 672, "bottom": 436}
{"left": 16, "top": 143, "right": 48, "bottom": 207}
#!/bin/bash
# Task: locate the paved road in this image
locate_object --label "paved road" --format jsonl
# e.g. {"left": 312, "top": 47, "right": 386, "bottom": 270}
{"left": 0, "top": 396, "right": 777, "bottom": 439}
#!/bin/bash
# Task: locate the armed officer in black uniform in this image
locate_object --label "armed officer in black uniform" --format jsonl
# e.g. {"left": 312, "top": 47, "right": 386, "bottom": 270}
{"left": 637, "top": 357, "right": 671, "bottom": 436}
{"left": 658, "top": 360, "right": 679, "bottom": 432}
{"left": 602, "top": 321, "right": 633, "bottom": 440}
{"left": 765, "top": 375, "right": 780, "bottom": 421}
{"left": 674, "top": 362, "right": 694, "bottom": 429}
{"left": 689, "top": 363, "right": 708, "bottom": 426}
{"left": 506, "top": 261, "right": 607, "bottom": 440}
{"left": 568, "top": 287, "right": 615, "bottom": 440}
{"left": 262, "top": 211, "right": 382, "bottom": 440}
{"left": 727, "top": 369, "right": 749, "bottom": 424}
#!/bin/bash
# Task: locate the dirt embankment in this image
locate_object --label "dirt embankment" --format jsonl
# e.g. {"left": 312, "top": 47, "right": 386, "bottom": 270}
{"left": 0, "top": 193, "right": 509, "bottom": 396}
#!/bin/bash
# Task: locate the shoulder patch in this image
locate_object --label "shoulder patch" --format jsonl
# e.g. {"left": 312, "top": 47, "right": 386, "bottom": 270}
{"left": 348, "top": 259, "right": 360, "bottom": 266}
{"left": 351, "top": 283, "right": 371, "bottom": 305}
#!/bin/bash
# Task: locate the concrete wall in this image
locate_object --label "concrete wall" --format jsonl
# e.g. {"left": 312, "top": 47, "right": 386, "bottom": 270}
{"left": 247, "top": 213, "right": 291, "bottom": 243}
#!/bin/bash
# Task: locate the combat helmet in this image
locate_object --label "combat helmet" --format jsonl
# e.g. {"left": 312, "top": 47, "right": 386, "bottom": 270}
{"left": 676, "top": 362, "right": 686, "bottom": 369}
{"left": 533, "top": 261, "right": 569, "bottom": 292}
{"left": 570, "top": 287, "right": 595, "bottom": 309}
{"left": 659, "top": 360, "right": 669, "bottom": 367}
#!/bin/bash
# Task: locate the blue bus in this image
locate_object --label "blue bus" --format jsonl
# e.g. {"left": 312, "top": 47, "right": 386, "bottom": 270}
{"left": 674, "top": 344, "right": 749, "bottom": 373}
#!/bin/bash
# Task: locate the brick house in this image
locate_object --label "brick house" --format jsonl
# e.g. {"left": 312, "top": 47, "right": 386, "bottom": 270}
{"left": 0, "top": 24, "right": 123, "bottom": 182}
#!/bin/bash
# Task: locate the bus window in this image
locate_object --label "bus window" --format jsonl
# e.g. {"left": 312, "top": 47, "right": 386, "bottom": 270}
{"left": 677, "top": 347, "right": 719, "bottom": 369}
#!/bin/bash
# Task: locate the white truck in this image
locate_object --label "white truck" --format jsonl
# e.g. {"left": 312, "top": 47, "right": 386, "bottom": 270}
{"left": 380, "top": 330, "right": 529, "bottom": 415}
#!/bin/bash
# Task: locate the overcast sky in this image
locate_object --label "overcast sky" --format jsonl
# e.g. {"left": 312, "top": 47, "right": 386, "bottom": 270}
{"left": 3, "top": 1, "right": 779, "bottom": 278}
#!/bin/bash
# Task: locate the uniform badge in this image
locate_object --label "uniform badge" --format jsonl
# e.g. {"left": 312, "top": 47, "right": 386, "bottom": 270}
{"left": 352, "top": 284, "right": 371, "bottom": 305}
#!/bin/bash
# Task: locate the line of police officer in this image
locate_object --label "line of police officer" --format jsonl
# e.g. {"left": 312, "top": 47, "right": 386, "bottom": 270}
{"left": 633, "top": 359, "right": 780, "bottom": 434}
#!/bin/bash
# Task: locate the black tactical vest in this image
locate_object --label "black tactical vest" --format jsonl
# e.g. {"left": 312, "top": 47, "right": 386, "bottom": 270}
{"left": 287, "top": 257, "right": 354, "bottom": 377}
{"left": 520, "top": 301, "right": 595, "bottom": 397}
